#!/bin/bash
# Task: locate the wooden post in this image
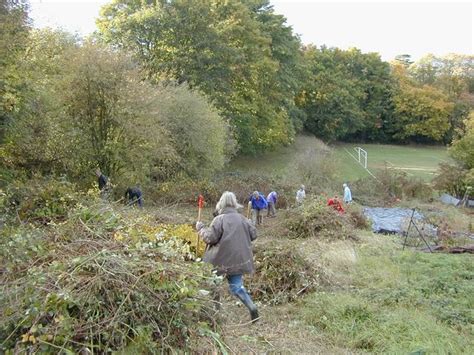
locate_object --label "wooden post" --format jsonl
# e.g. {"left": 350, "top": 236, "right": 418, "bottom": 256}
{"left": 197, "top": 195, "right": 205, "bottom": 255}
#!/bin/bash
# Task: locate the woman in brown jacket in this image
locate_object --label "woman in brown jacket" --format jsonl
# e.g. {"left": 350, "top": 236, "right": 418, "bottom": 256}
{"left": 196, "top": 191, "right": 259, "bottom": 322}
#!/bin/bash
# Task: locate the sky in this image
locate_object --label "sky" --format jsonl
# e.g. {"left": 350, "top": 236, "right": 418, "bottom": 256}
{"left": 29, "top": 0, "right": 473, "bottom": 62}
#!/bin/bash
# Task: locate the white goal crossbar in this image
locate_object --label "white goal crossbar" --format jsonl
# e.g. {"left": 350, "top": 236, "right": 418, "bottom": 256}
{"left": 355, "top": 147, "right": 368, "bottom": 169}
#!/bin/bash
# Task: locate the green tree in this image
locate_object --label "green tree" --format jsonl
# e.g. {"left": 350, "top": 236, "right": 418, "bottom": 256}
{"left": 450, "top": 112, "right": 474, "bottom": 169}
{"left": 97, "top": 0, "right": 301, "bottom": 153}
{"left": 408, "top": 54, "right": 438, "bottom": 85}
{"left": 3, "top": 33, "right": 230, "bottom": 183}
{"left": 156, "top": 84, "right": 233, "bottom": 178}
{"left": 342, "top": 48, "right": 395, "bottom": 141}
{"left": 434, "top": 112, "right": 474, "bottom": 198}
{"left": 2, "top": 29, "right": 77, "bottom": 175}
{"left": 394, "top": 54, "right": 413, "bottom": 67}
{"left": 58, "top": 42, "right": 178, "bottom": 181}
{"left": 409, "top": 54, "right": 473, "bottom": 143}
{"left": 297, "top": 46, "right": 393, "bottom": 142}
{"left": 0, "top": 0, "right": 29, "bottom": 141}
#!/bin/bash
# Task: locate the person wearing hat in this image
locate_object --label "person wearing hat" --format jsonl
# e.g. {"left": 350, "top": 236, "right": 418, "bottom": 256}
{"left": 249, "top": 191, "right": 268, "bottom": 225}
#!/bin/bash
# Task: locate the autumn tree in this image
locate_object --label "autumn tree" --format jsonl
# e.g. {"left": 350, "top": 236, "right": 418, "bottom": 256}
{"left": 450, "top": 112, "right": 474, "bottom": 170}
{"left": 390, "top": 63, "right": 454, "bottom": 142}
{"left": 1, "top": 29, "right": 77, "bottom": 175}
{"left": 409, "top": 54, "right": 474, "bottom": 142}
{"left": 434, "top": 112, "right": 474, "bottom": 197}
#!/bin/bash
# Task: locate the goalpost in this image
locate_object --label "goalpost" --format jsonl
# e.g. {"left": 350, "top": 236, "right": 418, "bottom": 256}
{"left": 343, "top": 145, "right": 377, "bottom": 180}
{"left": 355, "top": 147, "right": 368, "bottom": 169}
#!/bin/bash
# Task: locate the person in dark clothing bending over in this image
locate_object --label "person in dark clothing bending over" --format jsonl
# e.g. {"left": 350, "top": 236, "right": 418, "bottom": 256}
{"left": 125, "top": 186, "right": 143, "bottom": 208}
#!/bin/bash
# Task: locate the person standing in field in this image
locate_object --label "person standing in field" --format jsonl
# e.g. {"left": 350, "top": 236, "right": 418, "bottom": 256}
{"left": 296, "top": 185, "right": 306, "bottom": 205}
{"left": 343, "top": 183, "right": 352, "bottom": 204}
{"left": 196, "top": 191, "right": 259, "bottom": 323}
{"left": 95, "top": 168, "right": 111, "bottom": 200}
{"left": 267, "top": 191, "right": 278, "bottom": 217}
{"left": 249, "top": 191, "right": 268, "bottom": 225}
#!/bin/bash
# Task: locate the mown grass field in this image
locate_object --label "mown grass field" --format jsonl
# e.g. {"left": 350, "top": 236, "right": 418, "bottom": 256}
{"left": 229, "top": 136, "right": 450, "bottom": 184}
{"left": 333, "top": 143, "right": 450, "bottom": 181}
{"left": 229, "top": 135, "right": 328, "bottom": 178}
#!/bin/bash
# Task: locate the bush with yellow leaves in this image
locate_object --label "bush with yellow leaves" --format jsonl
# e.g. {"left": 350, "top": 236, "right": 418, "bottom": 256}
{"left": 0, "top": 201, "right": 220, "bottom": 354}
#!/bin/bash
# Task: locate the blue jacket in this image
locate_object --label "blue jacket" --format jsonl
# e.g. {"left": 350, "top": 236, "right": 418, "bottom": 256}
{"left": 250, "top": 193, "right": 268, "bottom": 210}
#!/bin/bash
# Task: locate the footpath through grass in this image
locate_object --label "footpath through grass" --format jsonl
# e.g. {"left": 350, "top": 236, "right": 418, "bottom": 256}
{"left": 333, "top": 143, "right": 450, "bottom": 181}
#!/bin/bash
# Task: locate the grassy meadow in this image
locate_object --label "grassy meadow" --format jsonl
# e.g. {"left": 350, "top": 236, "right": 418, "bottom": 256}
{"left": 224, "top": 135, "right": 473, "bottom": 353}
{"left": 299, "top": 233, "right": 474, "bottom": 353}
{"left": 229, "top": 136, "right": 450, "bottom": 185}
{"left": 333, "top": 143, "right": 450, "bottom": 181}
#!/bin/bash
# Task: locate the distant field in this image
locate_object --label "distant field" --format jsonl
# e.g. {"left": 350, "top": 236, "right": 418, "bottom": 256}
{"left": 333, "top": 143, "right": 450, "bottom": 181}
{"left": 228, "top": 136, "right": 450, "bottom": 183}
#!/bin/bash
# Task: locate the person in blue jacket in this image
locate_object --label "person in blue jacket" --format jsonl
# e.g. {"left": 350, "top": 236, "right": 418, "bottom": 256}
{"left": 248, "top": 191, "right": 268, "bottom": 225}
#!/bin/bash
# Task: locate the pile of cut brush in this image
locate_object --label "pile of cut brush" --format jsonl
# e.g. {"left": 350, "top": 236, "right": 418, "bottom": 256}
{"left": 286, "top": 197, "right": 368, "bottom": 240}
{"left": 247, "top": 245, "right": 320, "bottom": 305}
{"left": 0, "top": 200, "right": 222, "bottom": 353}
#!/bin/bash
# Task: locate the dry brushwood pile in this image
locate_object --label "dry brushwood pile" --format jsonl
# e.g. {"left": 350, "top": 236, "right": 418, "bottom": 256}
{"left": 0, "top": 201, "right": 221, "bottom": 353}
{"left": 248, "top": 245, "right": 320, "bottom": 305}
{"left": 286, "top": 197, "right": 367, "bottom": 240}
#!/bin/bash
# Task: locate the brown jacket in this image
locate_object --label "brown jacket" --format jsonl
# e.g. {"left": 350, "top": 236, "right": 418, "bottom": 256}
{"left": 198, "top": 207, "right": 257, "bottom": 275}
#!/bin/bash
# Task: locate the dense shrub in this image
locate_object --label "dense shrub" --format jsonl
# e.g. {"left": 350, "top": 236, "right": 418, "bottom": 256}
{"left": 3, "top": 35, "right": 232, "bottom": 188}
{"left": 0, "top": 202, "right": 220, "bottom": 353}
{"left": 2, "top": 178, "right": 81, "bottom": 224}
{"left": 157, "top": 84, "right": 235, "bottom": 178}
{"left": 286, "top": 196, "right": 363, "bottom": 240}
{"left": 352, "top": 167, "right": 434, "bottom": 206}
{"left": 345, "top": 203, "right": 370, "bottom": 229}
{"left": 433, "top": 162, "right": 471, "bottom": 198}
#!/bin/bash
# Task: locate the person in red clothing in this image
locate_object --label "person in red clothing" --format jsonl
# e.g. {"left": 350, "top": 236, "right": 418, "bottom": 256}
{"left": 327, "top": 196, "right": 345, "bottom": 214}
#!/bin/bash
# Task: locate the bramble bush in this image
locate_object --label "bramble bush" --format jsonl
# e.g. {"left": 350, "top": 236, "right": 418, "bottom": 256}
{"left": 0, "top": 198, "right": 223, "bottom": 353}
{"left": 352, "top": 167, "right": 434, "bottom": 206}
{"left": 2, "top": 178, "right": 81, "bottom": 224}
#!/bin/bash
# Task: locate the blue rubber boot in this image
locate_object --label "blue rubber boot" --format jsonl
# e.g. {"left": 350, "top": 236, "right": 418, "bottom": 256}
{"left": 234, "top": 288, "right": 259, "bottom": 323}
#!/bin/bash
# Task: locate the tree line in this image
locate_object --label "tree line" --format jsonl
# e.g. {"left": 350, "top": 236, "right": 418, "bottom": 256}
{"left": 1, "top": 0, "right": 473, "bottom": 188}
